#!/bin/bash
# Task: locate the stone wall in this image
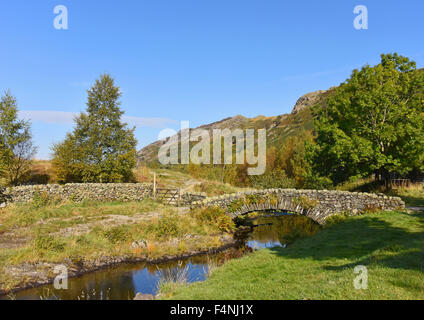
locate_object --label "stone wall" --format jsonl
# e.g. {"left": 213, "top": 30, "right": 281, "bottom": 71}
{"left": 191, "top": 189, "right": 405, "bottom": 224}
{"left": 181, "top": 192, "right": 207, "bottom": 205}
{"left": 4, "top": 183, "right": 153, "bottom": 203}
{"left": 2, "top": 183, "right": 207, "bottom": 206}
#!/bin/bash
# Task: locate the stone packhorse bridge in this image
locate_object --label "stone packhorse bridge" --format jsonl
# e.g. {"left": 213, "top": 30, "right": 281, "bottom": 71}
{"left": 191, "top": 189, "right": 405, "bottom": 224}
{"left": 2, "top": 185, "right": 405, "bottom": 225}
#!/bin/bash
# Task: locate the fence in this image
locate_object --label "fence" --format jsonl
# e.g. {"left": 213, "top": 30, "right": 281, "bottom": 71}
{"left": 154, "top": 188, "right": 181, "bottom": 206}
{"left": 391, "top": 179, "right": 411, "bottom": 188}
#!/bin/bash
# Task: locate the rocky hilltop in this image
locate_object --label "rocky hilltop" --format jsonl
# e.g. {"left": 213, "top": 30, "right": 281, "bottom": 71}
{"left": 291, "top": 90, "right": 328, "bottom": 114}
{"left": 137, "top": 88, "right": 333, "bottom": 164}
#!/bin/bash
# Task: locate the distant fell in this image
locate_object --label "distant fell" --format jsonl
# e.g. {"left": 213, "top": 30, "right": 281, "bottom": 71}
{"left": 137, "top": 88, "right": 334, "bottom": 165}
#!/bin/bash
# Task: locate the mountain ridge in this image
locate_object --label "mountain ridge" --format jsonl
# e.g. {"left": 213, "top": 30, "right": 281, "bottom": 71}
{"left": 137, "top": 88, "right": 333, "bottom": 165}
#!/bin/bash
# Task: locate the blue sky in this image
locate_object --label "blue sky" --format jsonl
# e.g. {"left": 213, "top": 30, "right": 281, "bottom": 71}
{"left": 1, "top": 0, "right": 423, "bottom": 159}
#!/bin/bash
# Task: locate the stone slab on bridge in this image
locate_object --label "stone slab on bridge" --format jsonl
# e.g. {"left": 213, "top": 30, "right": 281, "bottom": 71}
{"left": 191, "top": 189, "right": 405, "bottom": 224}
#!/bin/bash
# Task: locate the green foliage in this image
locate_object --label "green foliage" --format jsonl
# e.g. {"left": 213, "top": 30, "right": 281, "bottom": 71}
{"left": 227, "top": 198, "right": 245, "bottom": 213}
{"left": 242, "top": 131, "right": 314, "bottom": 189}
{"left": 271, "top": 131, "right": 315, "bottom": 188}
{"left": 31, "top": 189, "right": 63, "bottom": 208}
{"left": 324, "top": 212, "right": 351, "bottom": 227}
{"left": 0, "top": 90, "right": 36, "bottom": 186}
{"left": 52, "top": 74, "right": 137, "bottom": 183}
{"left": 102, "top": 226, "right": 131, "bottom": 244}
{"left": 302, "top": 169, "right": 333, "bottom": 190}
{"left": 32, "top": 189, "right": 51, "bottom": 208}
{"left": 292, "top": 196, "right": 319, "bottom": 210}
{"left": 148, "top": 214, "right": 183, "bottom": 239}
{"left": 34, "top": 235, "right": 65, "bottom": 252}
{"left": 249, "top": 168, "right": 296, "bottom": 189}
{"left": 191, "top": 207, "right": 235, "bottom": 233}
{"left": 309, "top": 53, "right": 424, "bottom": 186}
{"left": 227, "top": 194, "right": 280, "bottom": 213}
{"left": 245, "top": 194, "right": 279, "bottom": 205}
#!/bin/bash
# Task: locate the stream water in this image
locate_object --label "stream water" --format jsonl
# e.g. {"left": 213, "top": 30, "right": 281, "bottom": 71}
{"left": 6, "top": 213, "right": 320, "bottom": 300}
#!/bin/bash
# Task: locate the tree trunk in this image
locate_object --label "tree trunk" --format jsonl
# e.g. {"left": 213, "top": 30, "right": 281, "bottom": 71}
{"left": 381, "top": 169, "right": 392, "bottom": 191}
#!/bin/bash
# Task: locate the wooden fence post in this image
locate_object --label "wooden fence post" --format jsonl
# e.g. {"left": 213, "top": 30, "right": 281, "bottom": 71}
{"left": 153, "top": 173, "right": 156, "bottom": 199}
{"left": 178, "top": 188, "right": 181, "bottom": 207}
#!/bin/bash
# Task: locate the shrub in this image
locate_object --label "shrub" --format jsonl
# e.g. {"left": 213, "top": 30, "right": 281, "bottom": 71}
{"left": 227, "top": 199, "right": 245, "bottom": 213}
{"left": 150, "top": 214, "right": 182, "bottom": 239}
{"left": 324, "top": 212, "right": 351, "bottom": 226}
{"left": 102, "top": 226, "right": 131, "bottom": 244}
{"left": 34, "top": 235, "right": 65, "bottom": 252}
{"left": 249, "top": 169, "right": 296, "bottom": 189}
{"left": 303, "top": 172, "right": 333, "bottom": 190}
{"left": 292, "top": 196, "right": 320, "bottom": 210}
{"left": 228, "top": 194, "right": 280, "bottom": 213}
{"left": 214, "top": 214, "right": 235, "bottom": 233}
{"left": 362, "top": 204, "right": 383, "bottom": 213}
{"left": 32, "top": 189, "right": 51, "bottom": 208}
{"left": 192, "top": 207, "right": 235, "bottom": 233}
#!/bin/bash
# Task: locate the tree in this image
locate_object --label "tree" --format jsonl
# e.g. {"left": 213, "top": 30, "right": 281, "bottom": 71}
{"left": 52, "top": 74, "right": 138, "bottom": 183}
{"left": 0, "top": 91, "right": 37, "bottom": 186}
{"left": 247, "top": 146, "right": 296, "bottom": 189}
{"left": 277, "top": 131, "right": 314, "bottom": 188}
{"left": 308, "top": 53, "right": 424, "bottom": 186}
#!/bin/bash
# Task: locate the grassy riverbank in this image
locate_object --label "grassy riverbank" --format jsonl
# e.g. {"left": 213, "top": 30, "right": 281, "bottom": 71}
{"left": 0, "top": 200, "right": 235, "bottom": 292}
{"left": 160, "top": 210, "right": 424, "bottom": 300}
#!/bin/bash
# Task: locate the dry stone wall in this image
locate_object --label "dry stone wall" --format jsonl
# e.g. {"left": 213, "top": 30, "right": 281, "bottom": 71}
{"left": 181, "top": 192, "right": 207, "bottom": 204}
{"left": 2, "top": 183, "right": 207, "bottom": 206}
{"left": 191, "top": 189, "right": 405, "bottom": 224}
{"left": 4, "top": 183, "right": 153, "bottom": 203}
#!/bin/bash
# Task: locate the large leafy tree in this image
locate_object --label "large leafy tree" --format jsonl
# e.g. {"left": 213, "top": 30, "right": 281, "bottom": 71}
{"left": 0, "top": 91, "right": 37, "bottom": 186}
{"left": 52, "top": 74, "right": 137, "bottom": 183}
{"left": 308, "top": 53, "right": 424, "bottom": 186}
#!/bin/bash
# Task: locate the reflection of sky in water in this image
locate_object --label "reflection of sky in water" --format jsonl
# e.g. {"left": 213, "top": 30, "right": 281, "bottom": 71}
{"left": 247, "top": 240, "right": 283, "bottom": 250}
{"left": 131, "top": 263, "right": 208, "bottom": 295}
{"left": 8, "top": 214, "right": 310, "bottom": 300}
{"left": 8, "top": 261, "right": 211, "bottom": 300}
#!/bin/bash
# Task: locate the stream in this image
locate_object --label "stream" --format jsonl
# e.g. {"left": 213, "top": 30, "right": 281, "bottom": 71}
{"left": 6, "top": 213, "right": 320, "bottom": 300}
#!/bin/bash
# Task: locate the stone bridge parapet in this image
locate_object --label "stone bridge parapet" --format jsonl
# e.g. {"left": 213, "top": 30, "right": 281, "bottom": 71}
{"left": 191, "top": 189, "right": 405, "bottom": 224}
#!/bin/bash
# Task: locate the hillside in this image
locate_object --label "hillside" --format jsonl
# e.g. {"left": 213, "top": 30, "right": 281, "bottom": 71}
{"left": 137, "top": 88, "right": 334, "bottom": 165}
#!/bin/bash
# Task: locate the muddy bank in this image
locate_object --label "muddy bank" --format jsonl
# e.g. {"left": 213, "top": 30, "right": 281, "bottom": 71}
{"left": 0, "top": 238, "right": 240, "bottom": 297}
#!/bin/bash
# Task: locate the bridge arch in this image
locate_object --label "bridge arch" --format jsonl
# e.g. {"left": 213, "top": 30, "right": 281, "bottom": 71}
{"left": 191, "top": 189, "right": 405, "bottom": 225}
{"left": 230, "top": 198, "right": 320, "bottom": 220}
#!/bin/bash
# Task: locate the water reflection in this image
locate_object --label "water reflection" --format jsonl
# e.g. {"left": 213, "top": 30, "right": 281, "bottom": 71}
{"left": 8, "top": 257, "right": 215, "bottom": 300}
{"left": 245, "top": 213, "right": 321, "bottom": 250}
{"left": 7, "top": 213, "right": 320, "bottom": 300}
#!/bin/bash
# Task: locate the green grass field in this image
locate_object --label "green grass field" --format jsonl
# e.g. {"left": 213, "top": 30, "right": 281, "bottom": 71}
{"left": 160, "top": 211, "right": 424, "bottom": 300}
